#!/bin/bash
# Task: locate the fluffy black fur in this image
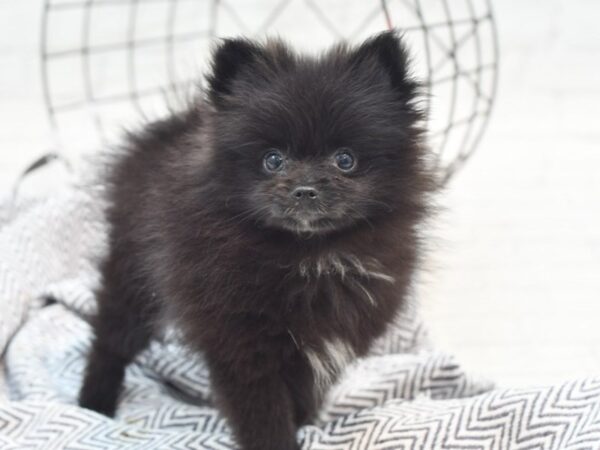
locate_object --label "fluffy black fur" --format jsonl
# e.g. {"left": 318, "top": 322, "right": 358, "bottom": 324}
{"left": 79, "top": 31, "right": 435, "bottom": 450}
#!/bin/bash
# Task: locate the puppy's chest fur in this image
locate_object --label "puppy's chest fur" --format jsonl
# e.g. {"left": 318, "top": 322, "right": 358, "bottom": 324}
{"left": 296, "top": 252, "right": 396, "bottom": 295}
{"left": 284, "top": 252, "right": 396, "bottom": 389}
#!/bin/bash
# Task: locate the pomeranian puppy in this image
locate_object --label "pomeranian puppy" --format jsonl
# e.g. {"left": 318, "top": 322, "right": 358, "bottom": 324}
{"left": 79, "top": 31, "right": 434, "bottom": 450}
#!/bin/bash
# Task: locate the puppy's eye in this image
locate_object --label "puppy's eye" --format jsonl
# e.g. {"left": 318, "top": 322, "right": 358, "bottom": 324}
{"left": 334, "top": 149, "right": 356, "bottom": 172}
{"left": 263, "top": 150, "right": 285, "bottom": 172}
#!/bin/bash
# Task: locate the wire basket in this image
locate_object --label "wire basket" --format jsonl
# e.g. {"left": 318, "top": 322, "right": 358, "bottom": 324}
{"left": 40, "top": 0, "right": 498, "bottom": 184}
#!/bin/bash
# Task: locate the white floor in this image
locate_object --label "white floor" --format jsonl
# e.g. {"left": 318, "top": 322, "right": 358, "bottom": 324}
{"left": 1, "top": 0, "right": 599, "bottom": 387}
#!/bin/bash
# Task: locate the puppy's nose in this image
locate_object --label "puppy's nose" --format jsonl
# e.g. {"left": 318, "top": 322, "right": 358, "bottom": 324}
{"left": 291, "top": 186, "right": 319, "bottom": 200}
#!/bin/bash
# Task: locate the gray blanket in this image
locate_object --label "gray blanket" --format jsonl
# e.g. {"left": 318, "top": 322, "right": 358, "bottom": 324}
{"left": 1, "top": 186, "right": 599, "bottom": 449}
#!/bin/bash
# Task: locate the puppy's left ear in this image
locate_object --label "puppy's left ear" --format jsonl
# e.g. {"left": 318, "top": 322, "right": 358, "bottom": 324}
{"left": 351, "top": 31, "right": 416, "bottom": 98}
{"left": 206, "top": 38, "right": 265, "bottom": 106}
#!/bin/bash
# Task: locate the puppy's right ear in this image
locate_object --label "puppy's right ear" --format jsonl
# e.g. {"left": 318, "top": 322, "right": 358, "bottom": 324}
{"left": 206, "top": 38, "right": 264, "bottom": 106}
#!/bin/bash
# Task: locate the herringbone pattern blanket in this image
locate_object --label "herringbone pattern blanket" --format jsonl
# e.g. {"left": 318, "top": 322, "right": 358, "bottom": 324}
{"left": 1, "top": 186, "right": 599, "bottom": 449}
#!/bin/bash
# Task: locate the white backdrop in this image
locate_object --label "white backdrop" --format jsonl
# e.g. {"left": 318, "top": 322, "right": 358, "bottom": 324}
{"left": 1, "top": 0, "right": 599, "bottom": 386}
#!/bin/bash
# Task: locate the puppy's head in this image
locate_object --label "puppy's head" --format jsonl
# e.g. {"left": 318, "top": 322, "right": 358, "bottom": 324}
{"left": 204, "top": 32, "right": 430, "bottom": 235}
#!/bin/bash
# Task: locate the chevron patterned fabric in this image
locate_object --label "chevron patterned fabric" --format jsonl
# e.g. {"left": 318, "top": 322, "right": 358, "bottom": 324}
{"left": 1, "top": 185, "right": 599, "bottom": 449}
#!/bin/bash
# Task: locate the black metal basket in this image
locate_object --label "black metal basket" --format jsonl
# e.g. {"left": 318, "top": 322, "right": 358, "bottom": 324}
{"left": 40, "top": 0, "right": 498, "bottom": 185}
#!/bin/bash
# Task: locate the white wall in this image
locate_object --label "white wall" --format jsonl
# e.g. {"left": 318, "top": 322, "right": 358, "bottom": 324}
{"left": 420, "top": 0, "right": 600, "bottom": 385}
{"left": 0, "top": 0, "right": 52, "bottom": 190}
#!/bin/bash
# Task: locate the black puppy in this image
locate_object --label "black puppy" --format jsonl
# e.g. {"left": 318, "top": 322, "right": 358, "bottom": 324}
{"left": 79, "top": 31, "right": 434, "bottom": 450}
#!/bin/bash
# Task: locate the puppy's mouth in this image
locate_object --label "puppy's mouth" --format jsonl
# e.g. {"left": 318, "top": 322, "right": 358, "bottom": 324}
{"left": 278, "top": 216, "right": 339, "bottom": 234}
{"left": 266, "top": 207, "right": 342, "bottom": 234}
{"left": 253, "top": 193, "right": 355, "bottom": 234}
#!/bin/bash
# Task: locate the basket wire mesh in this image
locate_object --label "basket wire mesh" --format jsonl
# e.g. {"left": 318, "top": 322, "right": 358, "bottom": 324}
{"left": 39, "top": 0, "right": 498, "bottom": 185}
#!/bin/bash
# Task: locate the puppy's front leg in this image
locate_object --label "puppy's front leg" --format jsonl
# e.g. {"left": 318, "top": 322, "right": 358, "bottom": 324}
{"left": 208, "top": 355, "right": 300, "bottom": 450}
